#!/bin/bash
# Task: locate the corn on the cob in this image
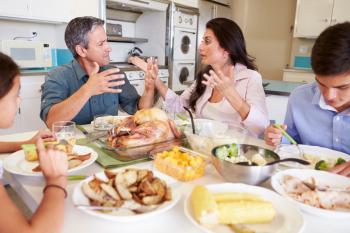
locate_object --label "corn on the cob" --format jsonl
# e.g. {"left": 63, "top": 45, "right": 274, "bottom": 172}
{"left": 190, "top": 185, "right": 218, "bottom": 226}
{"left": 214, "top": 192, "right": 262, "bottom": 202}
{"left": 217, "top": 200, "right": 276, "bottom": 224}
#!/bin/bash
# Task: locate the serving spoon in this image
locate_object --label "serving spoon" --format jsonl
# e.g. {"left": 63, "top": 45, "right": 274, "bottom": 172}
{"left": 237, "top": 158, "right": 310, "bottom": 166}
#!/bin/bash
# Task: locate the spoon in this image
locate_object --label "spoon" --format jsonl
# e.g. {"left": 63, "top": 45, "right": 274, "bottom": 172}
{"left": 183, "top": 107, "right": 196, "bottom": 134}
{"left": 237, "top": 158, "right": 310, "bottom": 166}
{"left": 273, "top": 124, "right": 305, "bottom": 159}
{"left": 266, "top": 157, "right": 310, "bottom": 166}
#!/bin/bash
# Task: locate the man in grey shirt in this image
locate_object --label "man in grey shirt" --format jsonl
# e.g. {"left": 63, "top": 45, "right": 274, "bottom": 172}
{"left": 41, "top": 16, "right": 154, "bottom": 127}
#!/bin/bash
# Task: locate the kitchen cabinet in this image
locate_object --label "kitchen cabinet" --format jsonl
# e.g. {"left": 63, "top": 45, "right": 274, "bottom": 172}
{"left": 0, "top": 75, "right": 47, "bottom": 135}
{"left": 283, "top": 69, "right": 315, "bottom": 83}
{"left": 0, "top": 1, "right": 29, "bottom": 19}
{"left": 294, "top": 0, "right": 350, "bottom": 38}
{"left": 0, "top": 0, "right": 101, "bottom": 24}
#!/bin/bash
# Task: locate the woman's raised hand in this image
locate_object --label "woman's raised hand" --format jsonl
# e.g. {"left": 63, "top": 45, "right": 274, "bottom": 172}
{"left": 144, "top": 57, "right": 158, "bottom": 92}
{"left": 202, "top": 65, "right": 234, "bottom": 95}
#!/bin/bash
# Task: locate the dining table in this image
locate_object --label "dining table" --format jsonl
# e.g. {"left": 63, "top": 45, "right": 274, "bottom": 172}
{"left": 0, "top": 129, "right": 349, "bottom": 233}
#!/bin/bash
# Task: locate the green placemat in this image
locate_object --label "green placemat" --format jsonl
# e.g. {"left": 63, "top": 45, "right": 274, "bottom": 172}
{"left": 77, "top": 138, "right": 150, "bottom": 169}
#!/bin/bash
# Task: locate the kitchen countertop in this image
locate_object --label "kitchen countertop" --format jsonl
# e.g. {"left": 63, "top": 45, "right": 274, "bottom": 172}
{"left": 20, "top": 68, "right": 53, "bottom": 76}
{"left": 283, "top": 68, "right": 313, "bottom": 73}
{"left": 263, "top": 79, "right": 306, "bottom": 96}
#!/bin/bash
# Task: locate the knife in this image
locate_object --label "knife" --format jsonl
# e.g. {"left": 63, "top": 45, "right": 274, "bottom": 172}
{"left": 76, "top": 125, "right": 89, "bottom": 135}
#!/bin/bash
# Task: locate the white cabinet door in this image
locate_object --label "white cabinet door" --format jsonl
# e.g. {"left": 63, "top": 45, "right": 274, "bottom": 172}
{"left": 283, "top": 70, "right": 315, "bottom": 83}
{"left": 294, "top": 0, "right": 333, "bottom": 38}
{"left": 0, "top": 0, "right": 30, "bottom": 18}
{"left": 30, "top": 0, "right": 71, "bottom": 23}
{"left": 331, "top": 0, "right": 350, "bottom": 25}
{"left": 0, "top": 0, "right": 100, "bottom": 23}
{"left": 18, "top": 76, "right": 47, "bottom": 133}
{"left": 71, "top": 0, "right": 101, "bottom": 19}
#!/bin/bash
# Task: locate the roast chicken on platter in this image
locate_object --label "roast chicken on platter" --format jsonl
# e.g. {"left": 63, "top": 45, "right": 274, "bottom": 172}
{"left": 107, "top": 108, "right": 182, "bottom": 151}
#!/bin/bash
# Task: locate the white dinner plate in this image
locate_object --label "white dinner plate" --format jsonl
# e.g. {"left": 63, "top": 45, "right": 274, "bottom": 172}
{"left": 72, "top": 167, "right": 182, "bottom": 222}
{"left": 184, "top": 183, "right": 304, "bottom": 233}
{"left": 91, "top": 115, "right": 128, "bottom": 131}
{"left": 276, "top": 144, "right": 349, "bottom": 168}
{"left": 3, "top": 145, "right": 98, "bottom": 176}
{"left": 271, "top": 169, "right": 350, "bottom": 218}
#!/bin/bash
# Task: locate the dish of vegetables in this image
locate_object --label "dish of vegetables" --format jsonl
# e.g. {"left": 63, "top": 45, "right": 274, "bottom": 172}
{"left": 277, "top": 144, "right": 349, "bottom": 169}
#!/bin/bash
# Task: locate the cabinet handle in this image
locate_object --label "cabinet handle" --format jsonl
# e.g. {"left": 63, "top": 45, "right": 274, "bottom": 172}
{"left": 331, "top": 19, "right": 337, "bottom": 23}
{"left": 322, "top": 18, "right": 328, "bottom": 22}
{"left": 18, "top": 108, "right": 21, "bottom": 114}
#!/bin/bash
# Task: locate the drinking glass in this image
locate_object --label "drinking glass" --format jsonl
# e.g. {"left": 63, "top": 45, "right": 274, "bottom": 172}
{"left": 93, "top": 115, "right": 114, "bottom": 131}
{"left": 52, "top": 121, "right": 76, "bottom": 153}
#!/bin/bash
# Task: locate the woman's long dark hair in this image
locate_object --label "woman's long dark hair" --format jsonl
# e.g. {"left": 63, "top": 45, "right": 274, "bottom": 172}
{"left": 189, "top": 18, "right": 257, "bottom": 111}
{"left": 0, "top": 52, "right": 19, "bottom": 99}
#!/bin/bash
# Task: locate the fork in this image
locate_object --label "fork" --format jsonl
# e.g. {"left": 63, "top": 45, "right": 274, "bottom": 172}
{"left": 302, "top": 181, "right": 350, "bottom": 193}
{"left": 273, "top": 124, "right": 305, "bottom": 159}
{"left": 75, "top": 204, "right": 157, "bottom": 213}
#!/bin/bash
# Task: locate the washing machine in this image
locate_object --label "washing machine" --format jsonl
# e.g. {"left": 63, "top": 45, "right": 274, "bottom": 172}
{"left": 173, "top": 27, "right": 197, "bottom": 61}
{"left": 171, "top": 60, "right": 196, "bottom": 92}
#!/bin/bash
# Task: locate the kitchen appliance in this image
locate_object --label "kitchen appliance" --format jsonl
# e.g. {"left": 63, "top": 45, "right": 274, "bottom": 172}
{"left": 106, "top": 23, "right": 122, "bottom": 36}
{"left": 125, "top": 68, "right": 169, "bottom": 95}
{"left": 107, "top": 0, "right": 168, "bottom": 12}
{"left": 0, "top": 40, "right": 52, "bottom": 68}
{"left": 113, "top": 63, "right": 169, "bottom": 95}
{"left": 206, "top": 0, "right": 231, "bottom": 6}
{"left": 167, "top": 3, "right": 199, "bottom": 92}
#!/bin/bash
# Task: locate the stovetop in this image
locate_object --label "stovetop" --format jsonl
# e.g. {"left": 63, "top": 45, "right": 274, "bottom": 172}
{"left": 110, "top": 62, "right": 168, "bottom": 71}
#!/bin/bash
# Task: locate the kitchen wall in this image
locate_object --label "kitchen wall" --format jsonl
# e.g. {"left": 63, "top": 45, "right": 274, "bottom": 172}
{"left": 107, "top": 19, "right": 138, "bottom": 62}
{"left": 232, "top": 0, "right": 296, "bottom": 80}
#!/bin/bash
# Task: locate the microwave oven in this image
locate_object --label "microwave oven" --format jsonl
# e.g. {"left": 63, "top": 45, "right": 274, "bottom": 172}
{"left": 0, "top": 40, "right": 52, "bottom": 68}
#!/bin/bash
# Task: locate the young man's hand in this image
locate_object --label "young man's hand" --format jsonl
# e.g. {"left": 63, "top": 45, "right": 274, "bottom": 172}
{"left": 264, "top": 124, "right": 287, "bottom": 146}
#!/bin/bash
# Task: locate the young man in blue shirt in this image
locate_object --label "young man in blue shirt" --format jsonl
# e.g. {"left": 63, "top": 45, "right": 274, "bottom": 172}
{"left": 40, "top": 17, "right": 154, "bottom": 127}
{"left": 264, "top": 22, "right": 350, "bottom": 176}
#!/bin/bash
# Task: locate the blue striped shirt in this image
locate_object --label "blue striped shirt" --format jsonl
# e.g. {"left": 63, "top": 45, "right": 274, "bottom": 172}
{"left": 283, "top": 82, "right": 350, "bottom": 154}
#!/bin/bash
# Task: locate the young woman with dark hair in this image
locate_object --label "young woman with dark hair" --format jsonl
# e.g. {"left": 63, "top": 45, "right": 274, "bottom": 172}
{"left": 0, "top": 52, "right": 68, "bottom": 233}
{"left": 0, "top": 53, "right": 54, "bottom": 153}
{"left": 146, "top": 18, "right": 269, "bottom": 136}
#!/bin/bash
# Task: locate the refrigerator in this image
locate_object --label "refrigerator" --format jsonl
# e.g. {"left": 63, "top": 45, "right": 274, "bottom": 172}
{"left": 196, "top": 0, "right": 233, "bottom": 72}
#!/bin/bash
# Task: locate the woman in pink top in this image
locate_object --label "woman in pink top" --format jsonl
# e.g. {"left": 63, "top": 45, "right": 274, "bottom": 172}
{"left": 147, "top": 18, "right": 269, "bottom": 136}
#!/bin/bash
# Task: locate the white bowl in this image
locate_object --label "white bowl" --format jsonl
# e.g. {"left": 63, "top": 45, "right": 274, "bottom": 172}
{"left": 184, "top": 119, "right": 248, "bottom": 157}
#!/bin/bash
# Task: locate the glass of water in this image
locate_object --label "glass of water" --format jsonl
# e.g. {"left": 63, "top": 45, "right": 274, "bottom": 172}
{"left": 52, "top": 121, "right": 76, "bottom": 153}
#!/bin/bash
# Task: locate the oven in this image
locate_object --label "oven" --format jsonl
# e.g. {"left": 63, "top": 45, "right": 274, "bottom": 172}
{"left": 123, "top": 68, "right": 169, "bottom": 95}
{"left": 173, "top": 28, "right": 197, "bottom": 61}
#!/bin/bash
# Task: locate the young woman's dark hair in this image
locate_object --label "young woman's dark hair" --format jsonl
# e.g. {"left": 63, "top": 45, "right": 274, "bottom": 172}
{"left": 189, "top": 18, "right": 257, "bottom": 111}
{"left": 0, "top": 52, "right": 19, "bottom": 99}
{"left": 311, "top": 22, "right": 350, "bottom": 76}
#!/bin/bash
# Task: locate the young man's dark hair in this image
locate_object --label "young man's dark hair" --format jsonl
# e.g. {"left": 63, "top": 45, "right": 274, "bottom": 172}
{"left": 311, "top": 22, "right": 350, "bottom": 76}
